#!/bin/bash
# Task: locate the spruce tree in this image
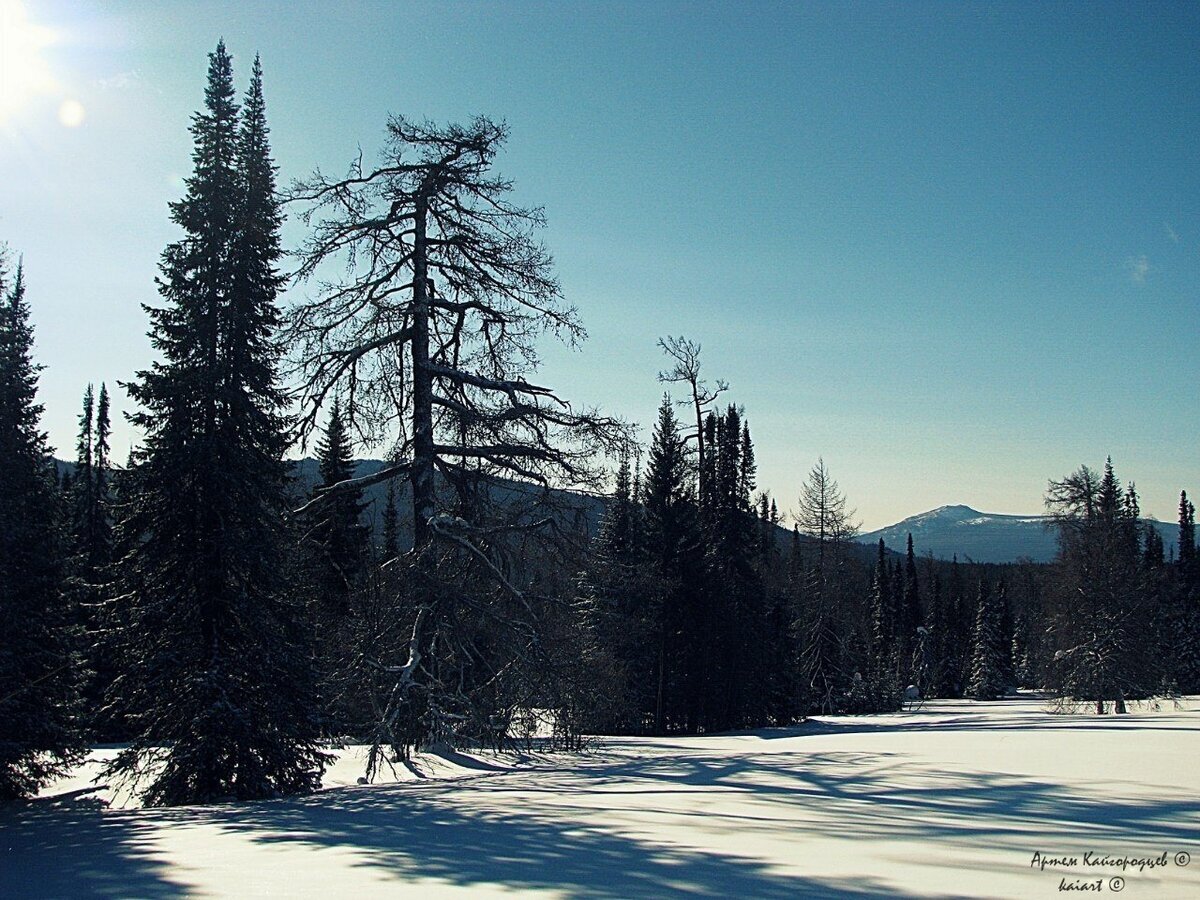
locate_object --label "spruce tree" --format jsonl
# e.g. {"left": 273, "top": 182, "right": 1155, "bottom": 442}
{"left": 1046, "top": 461, "right": 1155, "bottom": 711}
{"left": 967, "top": 579, "right": 1007, "bottom": 700}
{"left": 107, "top": 45, "right": 324, "bottom": 805}
{"left": 899, "top": 533, "right": 921, "bottom": 676}
{"left": 0, "top": 252, "right": 82, "bottom": 800}
{"left": 643, "top": 397, "right": 701, "bottom": 732}
{"left": 926, "top": 566, "right": 951, "bottom": 696}
{"left": 72, "top": 385, "right": 95, "bottom": 544}
{"left": 578, "top": 447, "right": 655, "bottom": 732}
{"left": 941, "top": 556, "right": 970, "bottom": 696}
{"left": 68, "top": 382, "right": 117, "bottom": 737}
{"left": 1179, "top": 491, "right": 1195, "bottom": 573}
{"left": 381, "top": 477, "right": 400, "bottom": 561}
{"left": 69, "top": 382, "right": 114, "bottom": 576}
{"left": 869, "top": 540, "right": 894, "bottom": 667}
{"left": 1172, "top": 491, "right": 1200, "bottom": 692}
{"left": 309, "top": 399, "right": 368, "bottom": 616}
{"left": 93, "top": 385, "right": 112, "bottom": 558}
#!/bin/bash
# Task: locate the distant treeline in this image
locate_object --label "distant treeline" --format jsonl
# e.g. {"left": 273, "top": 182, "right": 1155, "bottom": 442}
{"left": 1, "top": 43, "right": 1196, "bottom": 809}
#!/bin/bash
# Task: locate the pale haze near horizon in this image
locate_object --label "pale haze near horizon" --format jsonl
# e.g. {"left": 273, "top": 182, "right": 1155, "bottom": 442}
{"left": 1, "top": 0, "right": 1196, "bottom": 531}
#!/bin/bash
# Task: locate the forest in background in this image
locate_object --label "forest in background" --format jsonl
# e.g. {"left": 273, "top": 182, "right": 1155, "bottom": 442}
{"left": 2, "top": 43, "right": 1198, "bottom": 807}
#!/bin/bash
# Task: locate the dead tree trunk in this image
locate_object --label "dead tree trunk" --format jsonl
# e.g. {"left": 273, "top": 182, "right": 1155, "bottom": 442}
{"left": 411, "top": 189, "right": 435, "bottom": 552}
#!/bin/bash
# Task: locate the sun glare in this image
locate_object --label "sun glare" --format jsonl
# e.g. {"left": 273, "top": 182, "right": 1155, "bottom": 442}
{"left": 0, "top": 0, "right": 59, "bottom": 123}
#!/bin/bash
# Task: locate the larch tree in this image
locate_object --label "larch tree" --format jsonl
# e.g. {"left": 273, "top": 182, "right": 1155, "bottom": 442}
{"left": 794, "top": 458, "right": 858, "bottom": 714}
{"left": 106, "top": 45, "right": 325, "bottom": 805}
{"left": 657, "top": 335, "right": 727, "bottom": 499}
{"left": 0, "top": 252, "right": 82, "bottom": 800}
{"left": 286, "top": 115, "right": 622, "bottom": 761}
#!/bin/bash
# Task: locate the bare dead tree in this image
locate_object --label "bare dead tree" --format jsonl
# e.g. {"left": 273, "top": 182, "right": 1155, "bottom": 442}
{"left": 285, "top": 115, "right": 625, "bottom": 761}
{"left": 657, "top": 335, "right": 727, "bottom": 493}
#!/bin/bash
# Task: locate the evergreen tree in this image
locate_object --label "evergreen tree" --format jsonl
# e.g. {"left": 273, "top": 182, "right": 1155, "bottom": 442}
{"left": 967, "top": 579, "right": 1008, "bottom": 700}
{"left": 942, "top": 556, "right": 969, "bottom": 696}
{"left": 93, "top": 385, "right": 112, "bottom": 552}
{"left": 996, "top": 580, "right": 1016, "bottom": 688}
{"left": 1045, "top": 460, "right": 1154, "bottom": 712}
{"left": 67, "top": 382, "right": 117, "bottom": 737}
{"left": 69, "top": 382, "right": 114, "bottom": 574}
{"left": 738, "top": 420, "right": 756, "bottom": 510}
{"left": 925, "top": 564, "right": 951, "bottom": 696}
{"left": 643, "top": 397, "right": 702, "bottom": 732}
{"left": 578, "top": 445, "right": 657, "bottom": 733}
{"left": 106, "top": 45, "right": 325, "bottom": 805}
{"left": 1179, "top": 490, "right": 1195, "bottom": 573}
{"left": 309, "top": 399, "right": 368, "bottom": 615}
{"left": 0, "top": 252, "right": 82, "bottom": 800}
{"left": 899, "top": 533, "right": 921, "bottom": 677}
{"left": 1143, "top": 523, "right": 1165, "bottom": 569}
{"left": 381, "top": 477, "right": 400, "bottom": 561}
{"left": 869, "top": 540, "right": 894, "bottom": 666}
{"left": 1011, "top": 605, "right": 1035, "bottom": 688}
{"left": 72, "top": 385, "right": 95, "bottom": 544}
{"left": 1171, "top": 491, "right": 1200, "bottom": 692}
{"left": 699, "top": 407, "right": 768, "bottom": 729}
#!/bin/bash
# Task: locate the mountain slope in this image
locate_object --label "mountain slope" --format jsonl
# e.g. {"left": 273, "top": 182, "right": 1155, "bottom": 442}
{"left": 857, "top": 504, "right": 1177, "bottom": 564}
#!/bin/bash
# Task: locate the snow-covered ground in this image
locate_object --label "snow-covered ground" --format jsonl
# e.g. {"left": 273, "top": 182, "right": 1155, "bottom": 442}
{"left": 4, "top": 696, "right": 1198, "bottom": 898}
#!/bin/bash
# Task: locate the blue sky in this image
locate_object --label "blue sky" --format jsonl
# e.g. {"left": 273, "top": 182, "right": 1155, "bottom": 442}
{"left": 1, "top": 0, "right": 1196, "bottom": 529}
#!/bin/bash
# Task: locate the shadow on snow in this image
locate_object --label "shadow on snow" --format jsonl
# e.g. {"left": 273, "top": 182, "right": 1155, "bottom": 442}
{"left": 0, "top": 790, "right": 186, "bottom": 898}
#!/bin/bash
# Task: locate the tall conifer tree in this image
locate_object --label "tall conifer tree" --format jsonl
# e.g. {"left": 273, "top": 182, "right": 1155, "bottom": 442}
{"left": 107, "top": 45, "right": 324, "bottom": 805}
{"left": 1179, "top": 491, "right": 1195, "bottom": 572}
{"left": 967, "top": 579, "right": 1008, "bottom": 700}
{"left": 309, "top": 399, "right": 368, "bottom": 615}
{"left": 0, "top": 253, "right": 82, "bottom": 799}
{"left": 381, "top": 478, "right": 400, "bottom": 561}
{"left": 643, "top": 397, "right": 701, "bottom": 732}
{"left": 68, "top": 382, "right": 117, "bottom": 737}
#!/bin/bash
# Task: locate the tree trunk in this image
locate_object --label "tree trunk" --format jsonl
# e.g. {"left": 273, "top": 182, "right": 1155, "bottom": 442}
{"left": 691, "top": 386, "right": 705, "bottom": 498}
{"left": 410, "top": 191, "right": 435, "bottom": 552}
{"left": 655, "top": 627, "right": 666, "bottom": 735}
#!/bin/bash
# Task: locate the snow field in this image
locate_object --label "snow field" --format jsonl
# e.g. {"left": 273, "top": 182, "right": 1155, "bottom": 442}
{"left": 3, "top": 696, "right": 1198, "bottom": 898}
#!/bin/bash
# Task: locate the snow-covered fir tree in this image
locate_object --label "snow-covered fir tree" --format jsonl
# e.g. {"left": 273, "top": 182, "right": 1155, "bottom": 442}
{"left": 967, "top": 579, "right": 1008, "bottom": 701}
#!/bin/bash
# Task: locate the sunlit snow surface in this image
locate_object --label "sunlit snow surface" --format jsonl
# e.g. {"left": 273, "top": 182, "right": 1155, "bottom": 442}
{"left": 4, "top": 696, "right": 1198, "bottom": 898}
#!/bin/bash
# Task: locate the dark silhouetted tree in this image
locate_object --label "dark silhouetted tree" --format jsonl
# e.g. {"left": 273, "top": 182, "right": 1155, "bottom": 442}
{"left": 287, "top": 114, "right": 622, "bottom": 761}
{"left": 0, "top": 252, "right": 82, "bottom": 800}
{"left": 1044, "top": 460, "right": 1155, "bottom": 713}
{"left": 308, "top": 400, "right": 368, "bottom": 616}
{"left": 106, "top": 46, "right": 325, "bottom": 805}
